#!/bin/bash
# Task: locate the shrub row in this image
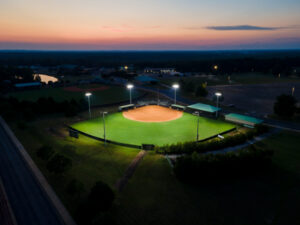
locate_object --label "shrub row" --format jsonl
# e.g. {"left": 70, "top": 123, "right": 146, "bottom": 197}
{"left": 0, "top": 96, "right": 87, "bottom": 121}
{"left": 174, "top": 145, "right": 274, "bottom": 182}
{"left": 155, "top": 124, "right": 269, "bottom": 154}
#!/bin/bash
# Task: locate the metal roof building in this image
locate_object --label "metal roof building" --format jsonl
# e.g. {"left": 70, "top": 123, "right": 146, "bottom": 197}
{"left": 187, "top": 103, "right": 221, "bottom": 113}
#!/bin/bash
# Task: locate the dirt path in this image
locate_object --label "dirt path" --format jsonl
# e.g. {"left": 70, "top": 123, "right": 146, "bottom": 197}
{"left": 115, "top": 150, "right": 147, "bottom": 192}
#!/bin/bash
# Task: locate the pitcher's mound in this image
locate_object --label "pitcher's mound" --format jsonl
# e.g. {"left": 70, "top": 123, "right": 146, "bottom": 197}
{"left": 123, "top": 105, "right": 183, "bottom": 122}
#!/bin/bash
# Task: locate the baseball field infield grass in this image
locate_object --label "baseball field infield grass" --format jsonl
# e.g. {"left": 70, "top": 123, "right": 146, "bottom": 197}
{"left": 71, "top": 112, "right": 235, "bottom": 146}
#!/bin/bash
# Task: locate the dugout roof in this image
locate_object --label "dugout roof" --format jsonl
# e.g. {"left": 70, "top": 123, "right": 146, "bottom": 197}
{"left": 187, "top": 103, "right": 220, "bottom": 113}
{"left": 225, "top": 113, "right": 263, "bottom": 126}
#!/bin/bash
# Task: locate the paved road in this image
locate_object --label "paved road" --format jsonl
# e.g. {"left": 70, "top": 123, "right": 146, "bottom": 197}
{"left": 0, "top": 123, "right": 66, "bottom": 225}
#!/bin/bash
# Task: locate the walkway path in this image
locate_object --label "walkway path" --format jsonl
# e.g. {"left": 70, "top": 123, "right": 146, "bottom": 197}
{"left": 115, "top": 150, "right": 147, "bottom": 192}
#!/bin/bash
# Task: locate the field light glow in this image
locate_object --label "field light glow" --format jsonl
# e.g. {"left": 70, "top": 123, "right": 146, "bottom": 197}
{"left": 127, "top": 84, "right": 134, "bottom": 89}
{"left": 172, "top": 84, "right": 179, "bottom": 89}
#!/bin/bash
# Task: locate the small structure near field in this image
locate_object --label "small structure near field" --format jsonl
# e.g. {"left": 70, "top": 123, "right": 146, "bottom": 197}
{"left": 225, "top": 113, "right": 263, "bottom": 127}
{"left": 119, "top": 104, "right": 135, "bottom": 111}
{"left": 187, "top": 103, "right": 220, "bottom": 115}
{"left": 171, "top": 104, "right": 186, "bottom": 111}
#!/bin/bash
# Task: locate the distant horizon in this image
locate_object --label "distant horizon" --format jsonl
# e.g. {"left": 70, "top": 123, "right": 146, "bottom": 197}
{"left": 1, "top": 48, "right": 300, "bottom": 52}
{"left": 1, "top": 0, "right": 300, "bottom": 50}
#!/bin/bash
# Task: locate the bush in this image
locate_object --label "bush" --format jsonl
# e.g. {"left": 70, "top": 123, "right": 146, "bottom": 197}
{"left": 76, "top": 181, "right": 115, "bottom": 225}
{"left": 274, "top": 94, "right": 297, "bottom": 117}
{"left": 174, "top": 146, "right": 274, "bottom": 182}
{"left": 16, "top": 120, "right": 28, "bottom": 130}
{"left": 36, "top": 145, "right": 55, "bottom": 161}
{"left": 66, "top": 179, "right": 85, "bottom": 197}
{"left": 195, "top": 83, "right": 208, "bottom": 97}
{"left": 46, "top": 154, "right": 72, "bottom": 174}
{"left": 156, "top": 126, "right": 269, "bottom": 155}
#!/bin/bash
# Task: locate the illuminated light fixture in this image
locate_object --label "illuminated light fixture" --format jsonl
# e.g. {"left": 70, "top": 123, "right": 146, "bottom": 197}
{"left": 126, "top": 84, "right": 134, "bottom": 104}
{"left": 215, "top": 92, "right": 222, "bottom": 117}
{"left": 85, "top": 92, "right": 92, "bottom": 119}
{"left": 172, "top": 84, "right": 179, "bottom": 104}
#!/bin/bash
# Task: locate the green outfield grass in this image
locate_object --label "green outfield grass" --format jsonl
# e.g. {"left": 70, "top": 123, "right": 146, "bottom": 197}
{"left": 8, "top": 84, "right": 143, "bottom": 106}
{"left": 71, "top": 112, "right": 235, "bottom": 146}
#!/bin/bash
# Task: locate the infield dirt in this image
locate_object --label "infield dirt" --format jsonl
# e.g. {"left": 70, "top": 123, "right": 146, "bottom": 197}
{"left": 122, "top": 105, "right": 183, "bottom": 122}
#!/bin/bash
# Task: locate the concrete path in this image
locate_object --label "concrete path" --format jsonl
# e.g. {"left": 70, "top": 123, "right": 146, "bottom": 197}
{"left": 115, "top": 150, "right": 147, "bottom": 192}
{"left": 0, "top": 117, "right": 76, "bottom": 225}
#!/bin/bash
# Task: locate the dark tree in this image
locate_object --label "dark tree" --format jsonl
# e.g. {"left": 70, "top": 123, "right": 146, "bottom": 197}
{"left": 36, "top": 145, "right": 54, "bottom": 161}
{"left": 274, "top": 94, "right": 297, "bottom": 117}
{"left": 195, "top": 84, "right": 208, "bottom": 97}
{"left": 46, "top": 154, "right": 72, "bottom": 174}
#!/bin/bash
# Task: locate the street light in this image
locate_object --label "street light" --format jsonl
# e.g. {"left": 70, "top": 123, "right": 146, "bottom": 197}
{"left": 102, "top": 112, "right": 108, "bottom": 145}
{"left": 195, "top": 111, "right": 200, "bottom": 141}
{"left": 127, "top": 84, "right": 134, "bottom": 104}
{"left": 172, "top": 84, "right": 179, "bottom": 104}
{"left": 85, "top": 92, "right": 92, "bottom": 119}
{"left": 215, "top": 92, "right": 222, "bottom": 118}
{"left": 292, "top": 86, "right": 295, "bottom": 96}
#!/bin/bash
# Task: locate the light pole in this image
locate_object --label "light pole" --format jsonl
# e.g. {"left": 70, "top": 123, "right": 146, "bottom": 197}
{"left": 172, "top": 84, "right": 179, "bottom": 104}
{"left": 85, "top": 92, "right": 92, "bottom": 119}
{"left": 127, "top": 84, "right": 134, "bottom": 104}
{"left": 102, "top": 112, "right": 108, "bottom": 145}
{"left": 195, "top": 112, "right": 200, "bottom": 141}
{"left": 215, "top": 92, "right": 222, "bottom": 118}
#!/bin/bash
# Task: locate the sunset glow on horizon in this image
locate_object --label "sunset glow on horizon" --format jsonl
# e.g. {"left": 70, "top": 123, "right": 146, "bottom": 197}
{"left": 1, "top": 0, "right": 300, "bottom": 50}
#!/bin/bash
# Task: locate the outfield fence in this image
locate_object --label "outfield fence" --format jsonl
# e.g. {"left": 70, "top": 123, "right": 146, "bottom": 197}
{"left": 66, "top": 126, "right": 142, "bottom": 150}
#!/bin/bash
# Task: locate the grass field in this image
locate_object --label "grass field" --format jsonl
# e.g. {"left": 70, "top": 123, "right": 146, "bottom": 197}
{"left": 8, "top": 84, "right": 143, "bottom": 106}
{"left": 10, "top": 116, "right": 139, "bottom": 214}
{"left": 117, "top": 131, "right": 300, "bottom": 225}
{"left": 9, "top": 114, "right": 300, "bottom": 225}
{"left": 71, "top": 111, "right": 235, "bottom": 146}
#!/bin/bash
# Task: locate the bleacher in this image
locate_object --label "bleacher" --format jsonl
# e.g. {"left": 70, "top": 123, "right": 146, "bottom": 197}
{"left": 118, "top": 104, "right": 135, "bottom": 111}
{"left": 171, "top": 104, "right": 186, "bottom": 110}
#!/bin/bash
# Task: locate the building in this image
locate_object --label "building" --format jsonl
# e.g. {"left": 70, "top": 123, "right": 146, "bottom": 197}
{"left": 144, "top": 68, "right": 176, "bottom": 75}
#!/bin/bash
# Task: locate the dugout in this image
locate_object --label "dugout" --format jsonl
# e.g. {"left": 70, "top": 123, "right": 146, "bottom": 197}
{"left": 225, "top": 113, "right": 263, "bottom": 127}
{"left": 171, "top": 104, "right": 186, "bottom": 111}
{"left": 118, "top": 104, "right": 135, "bottom": 111}
{"left": 187, "top": 103, "right": 220, "bottom": 116}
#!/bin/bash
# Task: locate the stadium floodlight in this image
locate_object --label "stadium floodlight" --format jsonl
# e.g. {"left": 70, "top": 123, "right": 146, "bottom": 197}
{"left": 126, "top": 84, "right": 134, "bottom": 104}
{"left": 85, "top": 92, "right": 92, "bottom": 119}
{"left": 102, "top": 112, "right": 108, "bottom": 146}
{"left": 215, "top": 92, "right": 222, "bottom": 118}
{"left": 172, "top": 84, "right": 179, "bottom": 104}
{"left": 194, "top": 111, "right": 200, "bottom": 141}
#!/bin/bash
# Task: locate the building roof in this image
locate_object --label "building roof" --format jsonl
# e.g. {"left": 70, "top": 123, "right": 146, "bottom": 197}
{"left": 14, "top": 82, "right": 41, "bottom": 88}
{"left": 187, "top": 103, "right": 220, "bottom": 113}
{"left": 225, "top": 113, "right": 263, "bottom": 125}
{"left": 135, "top": 75, "right": 158, "bottom": 82}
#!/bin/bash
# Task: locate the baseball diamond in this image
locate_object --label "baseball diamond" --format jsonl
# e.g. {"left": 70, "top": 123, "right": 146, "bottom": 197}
{"left": 71, "top": 105, "right": 235, "bottom": 146}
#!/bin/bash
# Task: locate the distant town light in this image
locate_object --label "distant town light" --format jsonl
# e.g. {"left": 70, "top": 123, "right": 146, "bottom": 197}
{"left": 124, "top": 65, "right": 129, "bottom": 70}
{"left": 214, "top": 65, "right": 218, "bottom": 70}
